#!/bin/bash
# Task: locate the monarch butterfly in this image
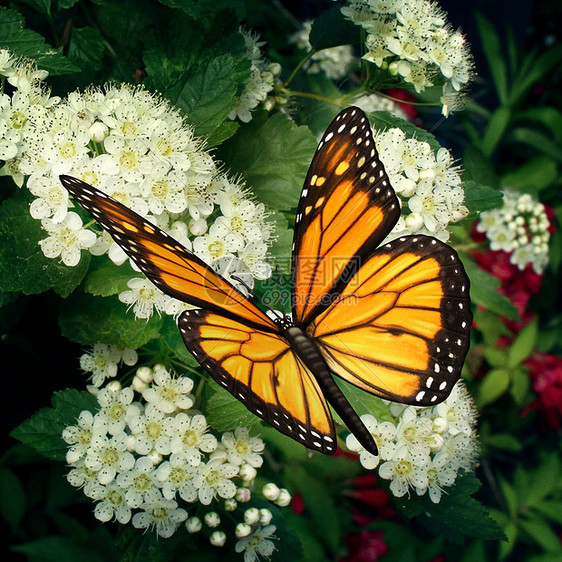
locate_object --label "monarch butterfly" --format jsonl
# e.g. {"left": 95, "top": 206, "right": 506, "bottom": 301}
{"left": 59, "top": 106, "right": 472, "bottom": 456}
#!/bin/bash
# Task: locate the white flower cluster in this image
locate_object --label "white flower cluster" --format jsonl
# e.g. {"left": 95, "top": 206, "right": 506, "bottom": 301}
{"left": 0, "top": 50, "right": 273, "bottom": 320}
{"left": 346, "top": 381, "right": 478, "bottom": 503}
{"left": 80, "top": 343, "right": 138, "bottom": 388}
{"left": 228, "top": 30, "right": 281, "bottom": 123}
{"left": 341, "top": 0, "right": 474, "bottom": 115}
{"left": 374, "top": 127, "right": 468, "bottom": 242}
{"left": 476, "top": 188, "right": 551, "bottom": 274}
{"left": 62, "top": 364, "right": 288, "bottom": 543}
{"left": 288, "top": 20, "right": 355, "bottom": 80}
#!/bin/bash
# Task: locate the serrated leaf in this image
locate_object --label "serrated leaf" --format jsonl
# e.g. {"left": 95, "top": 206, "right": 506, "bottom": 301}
{"left": 0, "top": 7, "right": 79, "bottom": 75}
{"left": 0, "top": 189, "right": 90, "bottom": 297}
{"left": 58, "top": 291, "right": 163, "bottom": 348}
{"left": 477, "top": 368, "right": 510, "bottom": 408}
{"left": 67, "top": 26, "right": 106, "bottom": 72}
{"left": 205, "top": 386, "right": 262, "bottom": 432}
{"left": 369, "top": 111, "right": 442, "bottom": 152}
{"left": 461, "top": 257, "right": 520, "bottom": 321}
{"left": 166, "top": 54, "right": 241, "bottom": 144}
{"left": 462, "top": 181, "right": 503, "bottom": 216}
{"left": 84, "top": 259, "right": 137, "bottom": 297}
{"left": 10, "top": 389, "right": 98, "bottom": 462}
{"left": 309, "top": 5, "right": 358, "bottom": 50}
{"left": 397, "top": 474, "right": 505, "bottom": 543}
{"left": 217, "top": 112, "right": 317, "bottom": 210}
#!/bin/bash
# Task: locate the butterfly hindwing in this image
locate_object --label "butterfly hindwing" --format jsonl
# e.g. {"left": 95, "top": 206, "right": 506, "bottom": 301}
{"left": 310, "top": 235, "right": 472, "bottom": 406}
{"left": 291, "top": 107, "right": 401, "bottom": 327}
{"left": 178, "top": 309, "right": 337, "bottom": 454}
{"left": 59, "top": 175, "right": 277, "bottom": 333}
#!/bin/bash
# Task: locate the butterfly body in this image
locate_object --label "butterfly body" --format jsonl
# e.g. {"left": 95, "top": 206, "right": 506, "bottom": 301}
{"left": 60, "top": 106, "right": 472, "bottom": 458}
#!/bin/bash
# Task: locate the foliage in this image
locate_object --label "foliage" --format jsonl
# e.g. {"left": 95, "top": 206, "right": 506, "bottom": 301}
{"left": 2, "top": 1, "right": 562, "bottom": 561}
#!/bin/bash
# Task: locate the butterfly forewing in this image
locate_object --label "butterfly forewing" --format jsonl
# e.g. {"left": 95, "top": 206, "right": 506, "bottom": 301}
{"left": 310, "top": 235, "right": 472, "bottom": 406}
{"left": 291, "top": 107, "right": 401, "bottom": 327}
{"left": 59, "top": 175, "right": 277, "bottom": 333}
{"left": 178, "top": 309, "right": 337, "bottom": 454}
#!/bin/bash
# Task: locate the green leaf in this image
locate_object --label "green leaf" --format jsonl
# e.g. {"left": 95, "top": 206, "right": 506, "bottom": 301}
{"left": 0, "top": 7, "right": 79, "bottom": 75}
{"left": 462, "top": 181, "right": 503, "bottom": 216}
{"left": 285, "top": 465, "right": 341, "bottom": 552}
{"left": 510, "top": 44, "right": 562, "bottom": 106}
{"left": 533, "top": 501, "right": 562, "bottom": 525}
{"left": 10, "top": 389, "right": 98, "bottom": 462}
{"left": 58, "top": 291, "right": 163, "bottom": 348}
{"left": 11, "top": 536, "right": 108, "bottom": 562}
{"left": 507, "top": 319, "right": 537, "bottom": 368}
{"left": 508, "top": 127, "right": 562, "bottom": 163}
{"left": 205, "top": 386, "right": 262, "bottom": 432}
{"left": 0, "top": 189, "right": 90, "bottom": 297}
{"left": 67, "top": 26, "right": 106, "bottom": 72}
{"left": 0, "top": 468, "right": 26, "bottom": 530}
{"left": 369, "top": 111, "right": 442, "bottom": 152}
{"left": 475, "top": 12, "right": 508, "bottom": 104}
{"left": 501, "top": 157, "right": 557, "bottom": 194}
{"left": 217, "top": 112, "right": 317, "bottom": 210}
{"left": 483, "top": 433, "right": 522, "bottom": 452}
{"left": 462, "top": 145, "right": 499, "bottom": 188}
{"left": 309, "top": 5, "right": 358, "bottom": 51}
{"left": 396, "top": 473, "right": 505, "bottom": 543}
{"left": 515, "top": 107, "right": 562, "bottom": 142}
{"left": 18, "top": 0, "right": 52, "bottom": 13}
{"left": 83, "top": 259, "right": 137, "bottom": 297}
{"left": 525, "top": 454, "right": 561, "bottom": 505}
{"left": 509, "top": 368, "right": 531, "bottom": 406}
{"left": 477, "top": 369, "right": 510, "bottom": 408}
{"left": 166, "top": 54, "right": 242, "bottom": 146}
{"left": 480, "top": 106, "right": 511, "bottom": 157}
{"left": 461, "top": 257, "right": 520, "bottom": 321}
{"left": 519, "top": 517, "right": 562, "bottom": 553}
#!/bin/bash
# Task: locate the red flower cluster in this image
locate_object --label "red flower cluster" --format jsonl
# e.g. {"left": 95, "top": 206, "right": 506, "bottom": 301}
{"left": 472, "top": 246, "right": 543, "bottom": 332}
{"left": 340, "top": 530, "right": 388, "bottom": 562}
{"left": 524, "top": 352, "right": 562, "bottom": 430}
{"left": 350, "top": 473, "right": 396, "bottom": 526}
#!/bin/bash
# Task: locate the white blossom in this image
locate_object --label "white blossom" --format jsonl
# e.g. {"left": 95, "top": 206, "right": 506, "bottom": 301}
{"left": 131, "top": 491, "right": 188, "bottom": 538}
{"left": 477, "top": 188, "right": 550, "bottom": 273}
{"left": 235, "top": 525, "right": 277, "bottom": 562}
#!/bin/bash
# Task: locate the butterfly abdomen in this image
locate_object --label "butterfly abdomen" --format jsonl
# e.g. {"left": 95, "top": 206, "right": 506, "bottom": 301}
{"left": 283, "top": 326, "right": 379, "bottom": 456}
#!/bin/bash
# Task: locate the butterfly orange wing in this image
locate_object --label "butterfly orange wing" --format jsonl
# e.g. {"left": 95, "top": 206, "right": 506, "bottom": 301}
{"left": 291, "top": 107, "right": 400, "bottom": 327}
{"left": 59, "top": 175, "right": 277, "bottom": 333}
{"left": 178, "top": 310, "right": 336, "bottom": 454}
{"left": 310, "top": 235, "right": 472, "bottom": 406}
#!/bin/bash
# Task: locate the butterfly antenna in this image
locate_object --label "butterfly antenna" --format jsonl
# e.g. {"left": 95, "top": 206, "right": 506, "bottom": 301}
{"left": 276, "top": 264, "right": 286, "bottom": 317}
{"left": 231, "top": 275, "right": 284, "bottom": 321}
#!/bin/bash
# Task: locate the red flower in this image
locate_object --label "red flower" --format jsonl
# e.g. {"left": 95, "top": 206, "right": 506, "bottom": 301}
{"left": 349, "top": 473, "right": 397, "bottom": 525}
{"left": 340, "top": 530, "right": 388, "bottom": 562}
{"left": 524, "top": 353, "right": 562, "bottom": 429}
{"left": 472, "top": 248, "right": 543, "bottom": 332}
